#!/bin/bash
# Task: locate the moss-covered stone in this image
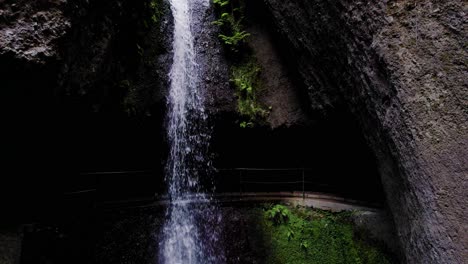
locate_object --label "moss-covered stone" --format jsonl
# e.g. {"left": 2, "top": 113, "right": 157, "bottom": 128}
{"left": 254, "top": 204, "right": 394, "bottom": 264}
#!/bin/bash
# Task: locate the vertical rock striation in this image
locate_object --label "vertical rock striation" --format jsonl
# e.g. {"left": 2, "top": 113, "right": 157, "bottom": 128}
{"left": 263, "top": 0, "right": 467, "bottom": 263}
{"left": 1, "top": 0, "right": 466, "bottom": 262}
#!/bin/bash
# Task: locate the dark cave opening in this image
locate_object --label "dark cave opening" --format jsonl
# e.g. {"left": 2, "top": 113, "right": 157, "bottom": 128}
{"left": 210, "top": 108, "right": 386, "bottom": 204}
{"left": 207, "top": 0, "right": 387, "bottom": 204}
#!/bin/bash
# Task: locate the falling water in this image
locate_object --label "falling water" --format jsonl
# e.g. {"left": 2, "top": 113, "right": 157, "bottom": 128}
{"left": 160, "top": 0, "right": 219, "bottom": 263}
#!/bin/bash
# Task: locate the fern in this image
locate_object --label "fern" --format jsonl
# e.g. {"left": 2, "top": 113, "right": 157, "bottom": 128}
{"left": 213, "top": 0, "right": 230, "bottom": 7}
{"left": 213, "top": 0, "right": 269, "bottom": 127}
{"left": 212, "top": 0, "right": 250, "bottom": 50}
{"left": 219, "top": 31, "right": 250, "bottom": 46}
{"left": 231, "top": 60, "right": 268, "bottom": 127}
{"left": 266, "top": 205, "right": 291, "bottom": 225}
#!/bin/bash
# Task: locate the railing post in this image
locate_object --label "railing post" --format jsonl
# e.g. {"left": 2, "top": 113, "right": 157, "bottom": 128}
{"left": 302, "top": 168, "right": 305, "bottom": 200}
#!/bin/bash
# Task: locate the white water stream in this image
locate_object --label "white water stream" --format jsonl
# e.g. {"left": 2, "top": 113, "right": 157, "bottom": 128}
{"left": 160, "top": 0, "right": 220, "bottom": 263}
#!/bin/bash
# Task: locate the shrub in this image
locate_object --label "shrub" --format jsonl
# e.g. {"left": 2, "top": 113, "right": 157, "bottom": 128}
{"left": 266, "top": 205, "right": 291, "bottom": 225}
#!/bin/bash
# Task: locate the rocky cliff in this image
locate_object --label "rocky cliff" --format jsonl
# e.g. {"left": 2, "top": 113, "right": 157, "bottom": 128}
{"left": 260, "top": 0, "right": 467, "bottom": 263}
{"left": 1, "top": 0, "right": 466, "bottom": 263}
{"left": 0, "top": 0, "right": 172, "bottom": 220}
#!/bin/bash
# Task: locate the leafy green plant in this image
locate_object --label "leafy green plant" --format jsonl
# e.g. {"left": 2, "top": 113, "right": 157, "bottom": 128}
{"left": 231, "top": 60, "right": 268, "bottom": 127}
{"left": 254, "top": 204, "right": 395, "bottom": 264}
{"left": 149, "top": 0, "right": 160, "bottom": 23}
{"left": 213, "top": 0, "right": 230, "bottom": 7}
{"left": 213, "top": 0, "right": 269, "bottom": 127}
{"left": 287, "top": 228, "right": 295, "bottom": 241}
{"left": 266, "top": 205, "right": 291, "bottom": 225}
{"left": 141, "top": 0, "right": 163, "bottom": 30}
{"left": 219, "top": 31, "right": 250, "bottom": 46}
{"left": 212, "top": 0, "right": 250, "bottom": 51}
{"left": 239, "top": 121, "right": 253, "bottom": 128}
{"left": 300, "top": 240, "right": 309, "bottom": 251}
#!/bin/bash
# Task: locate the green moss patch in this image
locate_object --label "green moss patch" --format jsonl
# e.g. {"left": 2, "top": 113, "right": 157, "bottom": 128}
{"left": 231, "top": 58, "right": 268, "bottom": 127}
{"left": 251, "top": 204, "right": 394, "bottom": 264}
{"left": 213, "top": 0, "right": 269, "bottom": 127}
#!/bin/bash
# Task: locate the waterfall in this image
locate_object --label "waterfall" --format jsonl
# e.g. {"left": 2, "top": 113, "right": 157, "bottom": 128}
{"left": 160, "top": 0, "right": 219, "bottom": 263}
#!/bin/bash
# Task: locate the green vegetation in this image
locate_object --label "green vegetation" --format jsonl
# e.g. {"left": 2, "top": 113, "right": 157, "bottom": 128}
{"left": 149, "top": 0, "right": 161, "bottom": 23}
{"left": 213, "top": 0, "right": 269, "bottom": 127}
{"left": 266, "top": 204, "right": 291, "bottom": 225}
{"left": 231, "top": 59, "right": 268, "bottom": 127}
{"left": 140, "top": 0, "right": 163, "bottom": 30}
{"left": 213, "top": 0, "right": 250, "bottom": 52}
{"left": 256, "top": 204, "right": 394, "bottom": 264}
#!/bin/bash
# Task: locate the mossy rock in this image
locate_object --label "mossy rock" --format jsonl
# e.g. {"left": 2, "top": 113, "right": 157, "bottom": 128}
{"left": 249, "top": 204, "right": 394, "bottom": 264}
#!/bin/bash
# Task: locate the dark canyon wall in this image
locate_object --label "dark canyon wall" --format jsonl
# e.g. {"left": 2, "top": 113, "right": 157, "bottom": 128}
{"left": 0, "top": 0, "right": 172, "bottom": 219}
{"left": 1, "top": 0, "right": 466, "bottom": 263}
{"left": 260, "top": 0, "right": 467, "bottom": 263}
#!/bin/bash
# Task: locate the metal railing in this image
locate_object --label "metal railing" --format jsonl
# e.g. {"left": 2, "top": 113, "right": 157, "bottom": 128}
{"left": 215, "top": 168, "right": 335, "bottom": 199}
{"left": 70, "top": 168, "right": 339, "bottom": 195}
{"left": 66, "top": 168, "right": 380, "bottom": 204}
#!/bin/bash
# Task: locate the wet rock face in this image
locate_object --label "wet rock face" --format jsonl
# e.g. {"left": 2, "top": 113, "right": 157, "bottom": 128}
{"left": 2, "top": 0, "right": 466, "bottom": 263}
{"left": 190, "top": 1, "right": 311, "bottom": 128}
{"left": 192, "top": 3, "right": 234, "bottom": 115}
{"left": 0, "top": 0, "right": 69, "bottom": 64}
{"left": 247, "top": 21, "right": 311, "bottom": 128}
{"left": 1, "top": 0, "right": 172, "bottom": 112}
{"left": 263, "top": 0, "right": 467, "bottom": 263}
{"left": 1, "top": 0, "right": 172, "bottom": 213}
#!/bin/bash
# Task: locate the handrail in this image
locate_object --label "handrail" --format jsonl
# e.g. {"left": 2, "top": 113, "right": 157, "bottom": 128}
{"left": 231, "top": 168, "right": 310, "bottom": 199}
{"left": 217, "top": 168, "right": 311, "bottom": 171}
{"left": 75, "top": 168, "right": 327, "bottom": 192}
{"left": 79, "top": 170, "right": 150, "bottom": 175}
{"left": 241, "top": 181, "right": 303, "bottom": 184}
{"left": 78, "top": 168, "right": 315, "bottom": 175}
{"left": 71, "top": 168, "right": 376, "bottom": 204}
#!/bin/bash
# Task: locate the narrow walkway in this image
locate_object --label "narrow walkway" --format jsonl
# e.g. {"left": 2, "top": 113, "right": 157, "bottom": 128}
{"left": 99, "top": 191, "right": 383, "bottom": 213}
